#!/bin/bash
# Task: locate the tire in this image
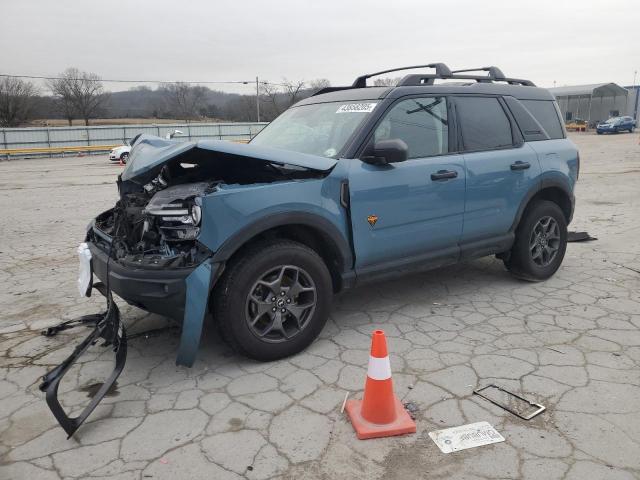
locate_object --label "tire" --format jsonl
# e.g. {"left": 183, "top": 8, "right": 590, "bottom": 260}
{"left": 504, "top": 200, "right": 567, "bottom": 281}
{"left": 120, "top": 152, "right": 129, "bottom": 164}
{"left": 596, "top": 131, "right": 602, "bottom": 135}
{"left": 213, "top": 239, "right": 333, "bottom": 361}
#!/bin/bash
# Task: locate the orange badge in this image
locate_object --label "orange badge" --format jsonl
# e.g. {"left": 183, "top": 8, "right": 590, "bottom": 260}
{"left": 367, "top": 215, "right": 378, "bottom": 227}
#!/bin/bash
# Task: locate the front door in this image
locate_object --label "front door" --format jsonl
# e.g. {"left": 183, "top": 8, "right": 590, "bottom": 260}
{"left": 348, "top": 96, "right": 465, "bottom": 273}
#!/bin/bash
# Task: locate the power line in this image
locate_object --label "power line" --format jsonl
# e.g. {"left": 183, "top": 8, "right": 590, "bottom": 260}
{"left": 0, "top": 73, "right": 288, "bottom": 87}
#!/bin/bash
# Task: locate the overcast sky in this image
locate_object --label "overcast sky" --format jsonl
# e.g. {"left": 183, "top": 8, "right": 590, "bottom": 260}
{"left": 2, "top": 0, "right": 638, "bottom": 94}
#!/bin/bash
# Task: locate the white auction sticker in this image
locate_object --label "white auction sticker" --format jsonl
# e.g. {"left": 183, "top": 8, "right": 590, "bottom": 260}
{"left": 428, "top": 422, "right": 505, "bottom": 453}
{"left": 336, "top": 103, "right": 377, "bottom": 113}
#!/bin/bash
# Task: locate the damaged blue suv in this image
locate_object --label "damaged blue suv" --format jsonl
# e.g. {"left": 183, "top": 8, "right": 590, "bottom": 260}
{"left": 42, "top": 64, "right": 579, "bottom": 436}
{"left": 90, "top": 63, "right": 579, "bottom": 365}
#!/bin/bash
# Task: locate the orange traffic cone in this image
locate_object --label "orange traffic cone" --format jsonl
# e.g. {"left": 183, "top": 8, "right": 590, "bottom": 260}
{"left": 345, "top": 329, "right": 416, "bottom": 439}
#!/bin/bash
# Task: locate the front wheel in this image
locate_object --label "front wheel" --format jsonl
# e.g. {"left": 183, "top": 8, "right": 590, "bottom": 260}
{"left": 120, "top": 152, "right": 129, "bottom": 164}
{"left": 504, "top": 200, "right": 567, "bottom": 281}
{"left": 213, "top": 240, "right": 333, "bottom": 361}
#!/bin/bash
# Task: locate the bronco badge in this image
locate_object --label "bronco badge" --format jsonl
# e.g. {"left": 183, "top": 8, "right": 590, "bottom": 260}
{"left": 367, "top": 215, "right": 378, "bottom": 227}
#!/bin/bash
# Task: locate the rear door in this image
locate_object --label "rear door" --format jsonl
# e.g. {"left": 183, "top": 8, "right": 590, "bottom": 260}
{"left": 453, "top": 96, "right": 540, "bottom": 244}
{"left": 348, "top": 96, "right": 465, "bottom": 272}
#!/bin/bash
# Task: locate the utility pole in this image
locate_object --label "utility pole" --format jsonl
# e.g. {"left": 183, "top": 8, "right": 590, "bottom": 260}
{"left": 256, "top": 76, "right": 260, "bottom": 122}
{"left": 633, "top": 70, "right": 638, "bottom": 122}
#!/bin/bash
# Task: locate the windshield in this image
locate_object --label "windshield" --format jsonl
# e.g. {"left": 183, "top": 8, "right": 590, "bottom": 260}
{"left": 605, "top": 117, "right": 620, "bottom": 124}
{"left": 250, "top": 101, "right": 378, "bottom": 157}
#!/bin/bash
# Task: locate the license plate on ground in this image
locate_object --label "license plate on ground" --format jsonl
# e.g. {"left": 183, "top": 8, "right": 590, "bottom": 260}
{"left": 428, "top": 421, "right": 505, "bottom": 453}
{"left": 77, "top": 242, "right": 92, "bottom": 297}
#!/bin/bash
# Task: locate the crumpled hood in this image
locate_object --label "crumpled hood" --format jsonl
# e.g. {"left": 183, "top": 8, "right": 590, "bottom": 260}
{"left": 120, "top": 135, "right": 338, "bottom": 184}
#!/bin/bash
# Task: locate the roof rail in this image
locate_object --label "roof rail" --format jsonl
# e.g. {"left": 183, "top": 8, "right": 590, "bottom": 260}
{"left": 397, "top": 65, "right": 535, "bottom": 87}
{"left": 351, "top": 63, "right": 452, "bottom": 88}
{"left": 310, "top": 64, "right": 535, "bottom": 97}
{"left": 451, "top": 66, "right": 507, "bottom": 80}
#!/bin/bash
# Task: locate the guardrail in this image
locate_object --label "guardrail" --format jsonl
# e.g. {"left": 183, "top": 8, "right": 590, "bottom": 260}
{"left": 0, "top": 141, "right": 250, "bottom": 160}
{"left": 0, "top": 144, "right": 120, "bottom": 160}
{"left": 0, "top": 122, "right": 267, "bottom": 160}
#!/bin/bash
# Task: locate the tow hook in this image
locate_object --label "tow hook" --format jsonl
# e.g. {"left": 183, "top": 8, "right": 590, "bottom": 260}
{"left": 39, "top": 282, "right": 127, "bottom": 438}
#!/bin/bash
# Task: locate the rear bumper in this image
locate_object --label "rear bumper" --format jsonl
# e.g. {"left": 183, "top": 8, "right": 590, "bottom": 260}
{"left": 88, "top": 240, "right": 196, "bottom": 322}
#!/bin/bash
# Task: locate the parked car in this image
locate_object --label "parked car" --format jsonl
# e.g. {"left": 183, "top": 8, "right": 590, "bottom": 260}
{"left": 596, "top": 116, "right": 636, "bottom": 134}
{"left": 43, "top": 64, "right": 580, "bottom": 435}
{"left": 108, "top": 144, "right": 131, "bottom": 163}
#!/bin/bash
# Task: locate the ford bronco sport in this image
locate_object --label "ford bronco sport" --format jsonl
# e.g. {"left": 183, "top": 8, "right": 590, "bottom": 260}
{"left": 42, "top": 64, "right": 579, "bottom": 435}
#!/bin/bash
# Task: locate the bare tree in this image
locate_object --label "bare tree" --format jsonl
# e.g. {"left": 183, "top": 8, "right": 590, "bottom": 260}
{"left": 373, "top": 77, "right": 402, "bottom": 87}
{"left": 0, "top": 77, "right": 39, "bottom": 127}
{"left": 259, "top": 78, "right": 307, "bottom": 119}
{"left": 259, "top": 81, "right": 283, "bottom": 117}
{"left": 48, "top": 68, "right": 109, "bottom": 125}
{"left": 159, "top": 82, "right": 207, "bottom": 120}
{"left": 282, "top": 78, "right": 306, "bottom": 107}
{"left": 308, "top": 78, "right": 331, "bottom": 94}
{"left": 47, "top": 75, "right": 75, "bottom": 125}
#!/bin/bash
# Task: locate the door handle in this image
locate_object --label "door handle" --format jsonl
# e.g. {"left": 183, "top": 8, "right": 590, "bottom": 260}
{"left": 430, "top": 170, "right": 458, "bottom": 181}
{"left": 510, "top": 161, "right": 531, "bottom": 171}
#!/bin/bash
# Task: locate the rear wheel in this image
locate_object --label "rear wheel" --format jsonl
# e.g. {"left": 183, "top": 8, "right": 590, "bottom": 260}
{"left": 504, "top": 200, "right": 567, "bottom": 281}
{"left": 213, "top": 240, "right": 332, "bottom": 361}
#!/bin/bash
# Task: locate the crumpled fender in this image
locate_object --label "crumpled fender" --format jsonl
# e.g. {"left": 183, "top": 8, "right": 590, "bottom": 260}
{"left": 176, "top": 258, "right": 219, "bottom": 367}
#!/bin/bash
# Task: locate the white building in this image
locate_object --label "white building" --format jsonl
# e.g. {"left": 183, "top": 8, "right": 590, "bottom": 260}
{"left": 548, "top": 83, "right": 631, "bottom": 127}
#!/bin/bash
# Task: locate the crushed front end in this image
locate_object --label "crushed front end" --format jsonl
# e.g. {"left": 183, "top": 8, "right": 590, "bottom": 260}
{"left": 41, "top": 134, "right": 336, "bottom": 437}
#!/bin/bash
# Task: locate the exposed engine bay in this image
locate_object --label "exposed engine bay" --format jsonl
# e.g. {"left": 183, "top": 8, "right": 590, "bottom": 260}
{"left": 93, "top": 146, "right": 327, "bottom": 269}
{"left": 39, "top": 137, "right": 337, "bottom": 439}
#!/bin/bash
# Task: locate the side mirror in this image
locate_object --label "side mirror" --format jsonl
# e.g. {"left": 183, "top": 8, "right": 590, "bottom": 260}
{"left": 361, "top": 139, "right": 409, "bottom": 165}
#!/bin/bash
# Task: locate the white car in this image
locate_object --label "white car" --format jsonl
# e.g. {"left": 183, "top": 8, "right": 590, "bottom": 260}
{"left": 109, "top": 131, "right": 182, "bottom": 163}
{"left": 109, "top": 144, "right": 131, "bottom": 163}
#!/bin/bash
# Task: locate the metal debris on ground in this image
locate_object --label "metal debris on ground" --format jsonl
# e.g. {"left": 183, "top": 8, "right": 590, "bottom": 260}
{"left": 567, "top": 231, "right": 597, "bottom": 242}
{"left": 428, "top": 421, "right": 505, "bottom": 453}
{"left": 340, "top": 392, "right": 349, "bottom": 413}
{"left": 403, "top": 401, "right": 419, "bottom": 419}
{"left": 473, "top": 384, "right": 546, "bottom": 420}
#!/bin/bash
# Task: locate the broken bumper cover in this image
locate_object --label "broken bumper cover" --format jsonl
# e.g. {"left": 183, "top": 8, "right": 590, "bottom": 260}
{"left": 40, "top": 244, "right": 218, "bottom": 438}
{"left": 88, "top": 241, "right": 193, "bottom": 321}
{"left": 39, "top": 283, "right": 126, "bottom": 438}
{"left": 87, "top": 238, "right": 220, "bottom": 367}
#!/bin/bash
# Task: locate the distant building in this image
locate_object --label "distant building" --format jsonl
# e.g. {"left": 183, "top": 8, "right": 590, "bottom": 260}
{"left": 548, "top": 83, "right": 631, "bottom": 127}
{"left": 624, "top": 85, "right": 640, "bottom": 124}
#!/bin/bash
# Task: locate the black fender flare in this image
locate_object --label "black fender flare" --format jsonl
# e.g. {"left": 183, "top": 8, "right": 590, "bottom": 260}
{"left": 510, "top": 177, "right": 575, "bottom": 232}
{"left": 211, "top": 211, "right": 354, "bottom": 273}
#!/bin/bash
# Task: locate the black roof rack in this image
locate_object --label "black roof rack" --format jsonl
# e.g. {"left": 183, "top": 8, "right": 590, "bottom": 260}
{"left": 351, "top": 63, "right": 452, "bottom": 88}
{"left": 311, "top": 64, "right": 535, "bottom": 97}
{"left": 397, "top": 65, "right": 535, "bottom": 87}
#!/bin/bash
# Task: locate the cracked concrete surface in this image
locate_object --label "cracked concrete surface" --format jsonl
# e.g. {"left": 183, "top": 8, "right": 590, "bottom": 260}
{"left": 1, "top": 132, "right": 639, "bottom": 479}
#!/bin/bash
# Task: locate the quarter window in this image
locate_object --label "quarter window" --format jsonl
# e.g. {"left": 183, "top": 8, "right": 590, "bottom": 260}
{"left": 520, "top": 100, "right": 564, "bottom": 139}
{"left": 455, "top": 97, "right": 513, "bottom": 151}
{"left": 372, "top": 96, "right": 449, "bottom": 159}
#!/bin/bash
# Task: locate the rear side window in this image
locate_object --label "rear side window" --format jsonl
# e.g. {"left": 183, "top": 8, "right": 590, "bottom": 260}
{"left": 455, "top": 97, "right": 513, "bottom": 151}
{"left": 520, "top": 100, "right": 564, "bottom": 139}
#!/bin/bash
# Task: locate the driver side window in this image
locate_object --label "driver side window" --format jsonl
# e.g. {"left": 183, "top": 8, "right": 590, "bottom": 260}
{"left": 373, "top": 96, "right": 449, "bottom": 159}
